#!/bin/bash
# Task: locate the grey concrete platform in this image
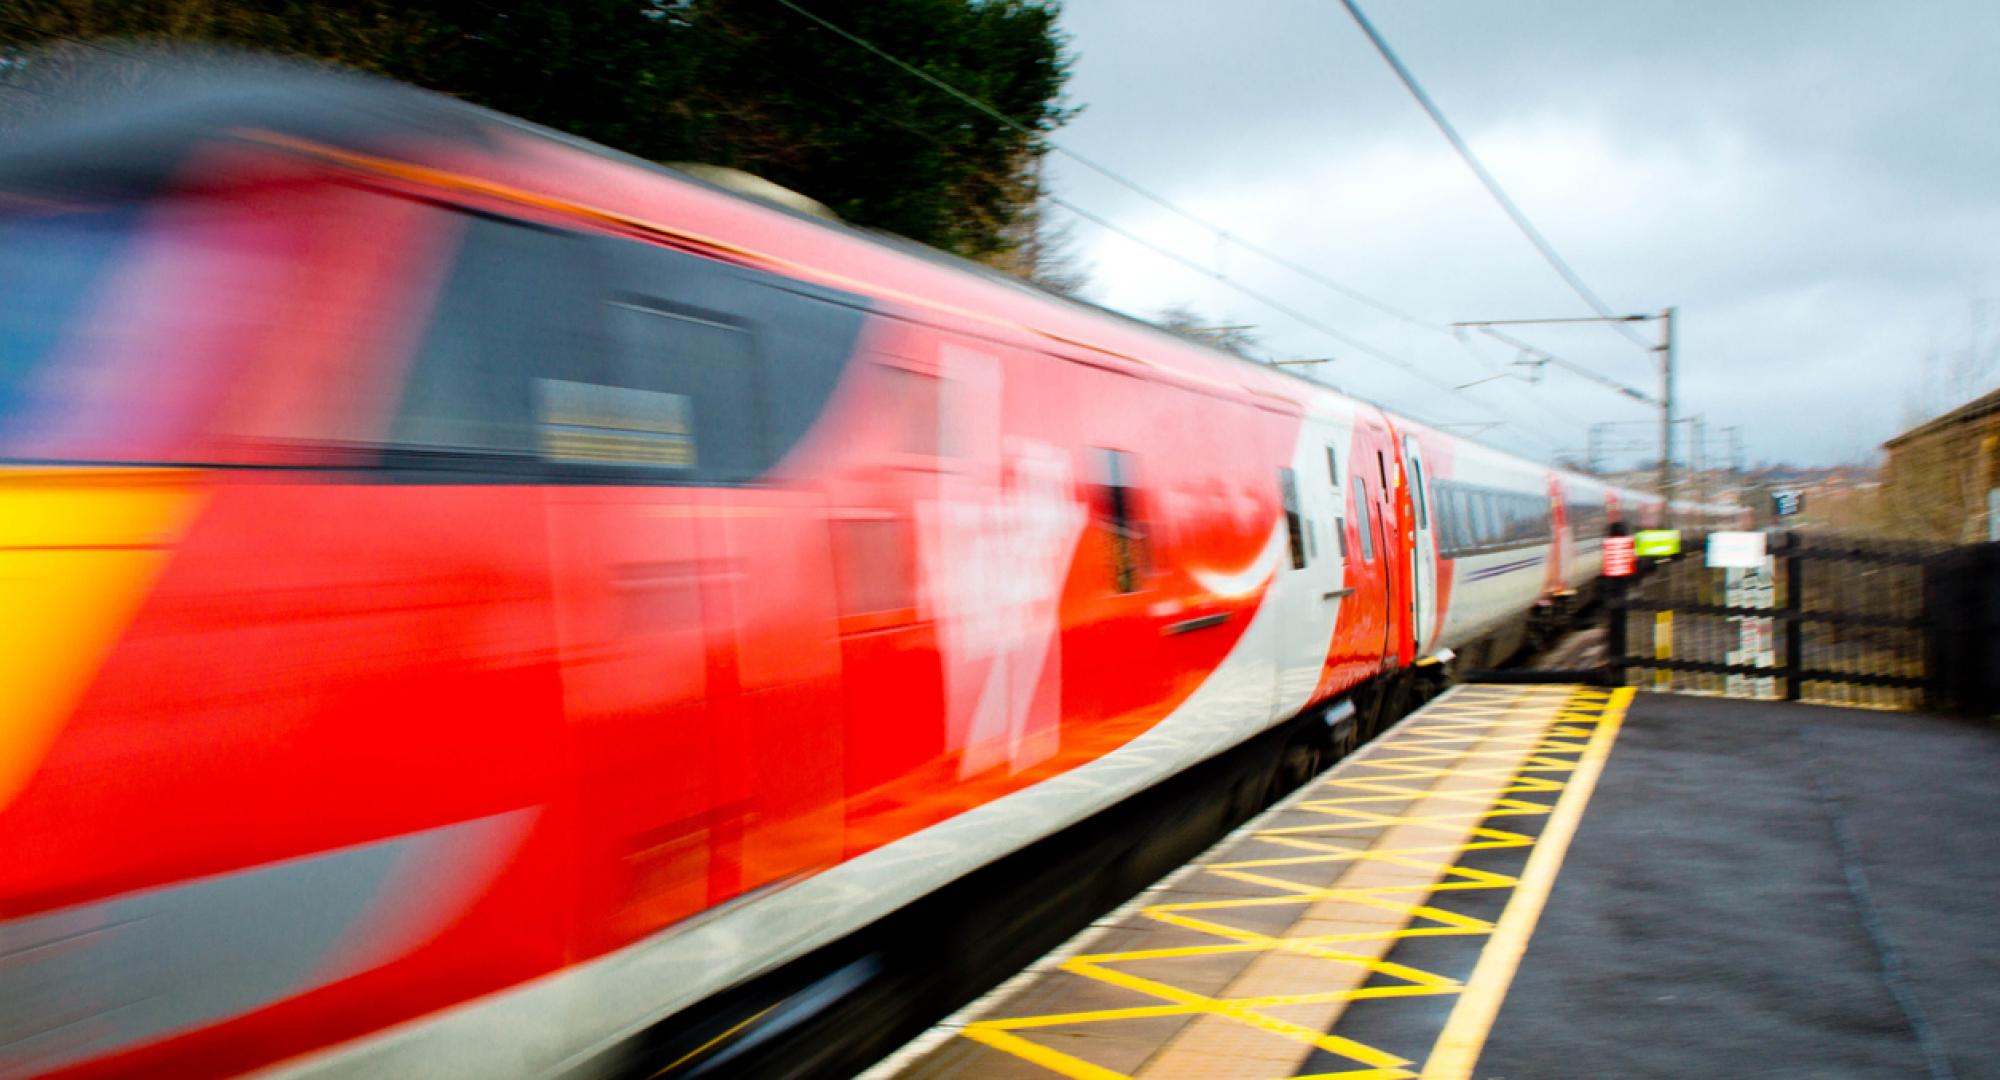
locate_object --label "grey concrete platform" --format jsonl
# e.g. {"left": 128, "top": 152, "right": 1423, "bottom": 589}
{"left": 1473, "top": 693, "right": 2000, "bottom": 1080}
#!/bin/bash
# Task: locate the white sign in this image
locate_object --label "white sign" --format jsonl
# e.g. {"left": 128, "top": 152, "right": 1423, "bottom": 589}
{"left": 1724, "top": 557, "right": 1777, "bottom": 700}
{"left": 1707, "top": 530, "right": 1768, "bottom": 569}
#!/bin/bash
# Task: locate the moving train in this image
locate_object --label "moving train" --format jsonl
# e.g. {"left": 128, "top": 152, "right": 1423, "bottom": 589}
{"left": 0, "top": 64, "right": 1733, "bottom": 1079}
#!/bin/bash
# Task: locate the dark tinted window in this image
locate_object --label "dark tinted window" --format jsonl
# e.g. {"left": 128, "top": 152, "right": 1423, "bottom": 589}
{"left": 1353, "top": 477, "right": 1374, "bottom": 562}
{"left": 1092, "top": 448, "right": 1149, "bottom": 593}
{"left": 595, "top": 236, "right": 865, "bottom": 483}
{"left": 1410, "top": 452, "right": 1429, "bottom": 530}
{"left": 597, "top": 298, "right": 757, "bottom": 476}
{"left": 1429, "top": 479, "right": 1555, "bottom": 557}
{"left": 1280, "top": 467, "right": 1306, "bottom": 570}
{"left": 390, "top": 215, "right": 603, "bottom": 460}
{"left": 388, "top": 214, "right": 868, "bottom": 483}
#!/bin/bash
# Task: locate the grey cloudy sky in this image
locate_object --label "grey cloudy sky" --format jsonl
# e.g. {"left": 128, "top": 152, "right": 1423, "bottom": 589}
{"left": 1041, "top": 1, "right": 2000, "bottom": 467}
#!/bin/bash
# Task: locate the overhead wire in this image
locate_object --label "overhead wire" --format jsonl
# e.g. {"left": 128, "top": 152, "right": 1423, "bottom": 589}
{"left": 1448, "top": 330, "right": 1620, "bottom": 434}
{"left": 1332, "top": 0, "right": 1653, "bottom": 350}
{"left": 1041, "top": 194, "right": 1495, "bottom": 405}
{"left": 1471, "top": 325, "right": 1655, "bottom": 404}
{"left": 771, "top": 0, "right": 1441, "bottom": 335}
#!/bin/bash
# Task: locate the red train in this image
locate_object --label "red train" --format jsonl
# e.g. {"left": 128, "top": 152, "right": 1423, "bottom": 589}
{"left": 0, "top": 66, "right": 1726, "bottom": 1078}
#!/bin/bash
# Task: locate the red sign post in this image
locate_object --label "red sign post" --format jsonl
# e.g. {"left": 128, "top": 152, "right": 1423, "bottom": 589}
{"left": 1603, "top": 535, "right": 1637, "bottom": 577}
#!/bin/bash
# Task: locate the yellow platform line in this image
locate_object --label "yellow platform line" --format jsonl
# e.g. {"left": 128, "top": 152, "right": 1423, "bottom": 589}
{"left": 1419, "top": 686, "right": 1634, "bottom": 1080}
{"left": 940, "top": 686, "right": 1629, "bottom": 1080}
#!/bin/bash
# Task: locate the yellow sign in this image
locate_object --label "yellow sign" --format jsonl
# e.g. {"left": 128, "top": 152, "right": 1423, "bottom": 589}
{"left": 1634, "top": 529, "right": 1681, "bottom": 557}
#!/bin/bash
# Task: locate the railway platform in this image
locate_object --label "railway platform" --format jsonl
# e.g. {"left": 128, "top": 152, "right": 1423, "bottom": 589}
{"left": 864, "top": 684, "right": 2000, "bottom": 1080}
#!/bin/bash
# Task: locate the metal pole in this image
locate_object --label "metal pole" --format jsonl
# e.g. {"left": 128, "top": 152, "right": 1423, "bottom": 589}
{"left": 1604, "top": 567, "right": 1627, "bottom": 687}
{"left": 1657, "top": 306, "right": 1677, "bottom": 519}
{"left": 1783, "top": 531, "right": 1804, "bottom": 701}
{"left": 1692, "top": 414, "right": 1706, "bottom": 511}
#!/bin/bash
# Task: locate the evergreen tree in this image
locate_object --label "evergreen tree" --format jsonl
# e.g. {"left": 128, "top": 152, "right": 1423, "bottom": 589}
{"left": 1, "top": 0, "right": 1075, "bottom": 267}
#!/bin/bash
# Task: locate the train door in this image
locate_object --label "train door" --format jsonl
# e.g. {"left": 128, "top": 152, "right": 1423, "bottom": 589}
{"left": 545, "top": 232, "right": 862, "bottom": 947}
{"left": 1404, "top": 434, "right": 1438, "bottom": 655}
{"left": 1350, "top": 470, "right": 1390, "bottom": 667}
{"left": 1546, "top": 475, "right": 1570, "bottom": 594}
{"left": 1360, "top": 425, "right": 1410, "bottom": 668}
{"left": 1272, "top": 418, "right": 1345, "bottom": 716}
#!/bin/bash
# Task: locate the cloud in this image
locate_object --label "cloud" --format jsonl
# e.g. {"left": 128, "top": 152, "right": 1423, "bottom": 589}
{"left": 1042, "top": 0, "right": 2000, "bottom": 465}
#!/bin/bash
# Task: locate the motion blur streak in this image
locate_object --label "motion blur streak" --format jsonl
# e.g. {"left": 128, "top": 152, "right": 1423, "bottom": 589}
{"left": 0, "top": 469, "right": 203, "bottom": 809}
{"left": 2, "top": 811, "right": 532, "bottom": 1080}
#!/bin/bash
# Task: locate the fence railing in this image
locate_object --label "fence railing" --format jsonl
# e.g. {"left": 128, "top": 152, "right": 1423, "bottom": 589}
{"left": 1606, "top": 534, "right": 1937, "bottom": 708}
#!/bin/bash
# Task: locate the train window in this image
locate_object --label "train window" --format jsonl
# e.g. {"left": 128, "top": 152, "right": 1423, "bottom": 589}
{"left": 1334, "top": 515, "right": 1349, "bottom": 558}
{"left": 1326, "top": 446, "right": 1339, "bottom": 485}
{"left": 1432, "top": 485, "right": 1455, "bottom": 556}
{"left": 388, "top": 218, "right": 868, "bottom": 484}
{"left": 1280, "top": 467, "right": 1307, "bottom": 570}
{"left": 598, "top": 299, "right": 758, "bottom": 476}
{"left": 390, "top": 216, "right": 605, "bottom": 461}
{"left": 593, "top": 233, "right": 867, "bottom": 483}
{"left": 1409, "top": 453, "right": 1430, "bottom": 530}
{"left": 1353, "top": 477, "right": 1375, "bottom": 562}
{"left": 1092, "top": 448, "right": 1149, "bottom": 593}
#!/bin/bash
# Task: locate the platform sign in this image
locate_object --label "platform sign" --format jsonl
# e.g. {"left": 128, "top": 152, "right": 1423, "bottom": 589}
{"left": 1634, "top": 529, "right": 1681, "bottom": 557}
{"left": 1603, "top": 535, "right": 1637, "bottom": 577}
{"left": 1772, "top": 489, "right": 1804, "bottom": 517}
{"left": 1725, "top": 557, "right": 1778, "bottom": 699}
{"left": 1706, "top": 530, "right": 1767, "bottom": 568}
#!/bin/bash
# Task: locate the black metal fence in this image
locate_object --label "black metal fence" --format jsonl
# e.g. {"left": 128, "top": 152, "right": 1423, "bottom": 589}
{"left": 1605, "top": 532, "right": 1967, "bottom": 711}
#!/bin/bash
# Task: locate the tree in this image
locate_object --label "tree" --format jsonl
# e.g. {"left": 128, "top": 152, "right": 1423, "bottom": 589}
{"left": 983, "top": 158, "right": 1090, "bottom": 297}
{"left": 0, "top": 0, "right": 1075, "bottom": 263}
{"left": 1154, "top": 303, "right": 1262, "bottom": 360}
{"left": 1902, "top": 297, "right": 2000, "bottom": 427}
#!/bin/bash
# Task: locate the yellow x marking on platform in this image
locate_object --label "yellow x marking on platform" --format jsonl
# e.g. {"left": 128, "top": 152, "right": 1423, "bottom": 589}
{"left": 955, "top": 684, "right": 1635, "bottom": 1080}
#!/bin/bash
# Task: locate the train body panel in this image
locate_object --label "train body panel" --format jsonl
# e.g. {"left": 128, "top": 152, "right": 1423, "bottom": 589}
{"left": 0, "top": 68, "right": 1738, "bottom": 1079}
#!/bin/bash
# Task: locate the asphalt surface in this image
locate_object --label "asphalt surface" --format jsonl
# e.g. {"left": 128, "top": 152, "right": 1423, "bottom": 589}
{"left": 1475, "top": 694, "right": 2000, "bottom": 1080}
